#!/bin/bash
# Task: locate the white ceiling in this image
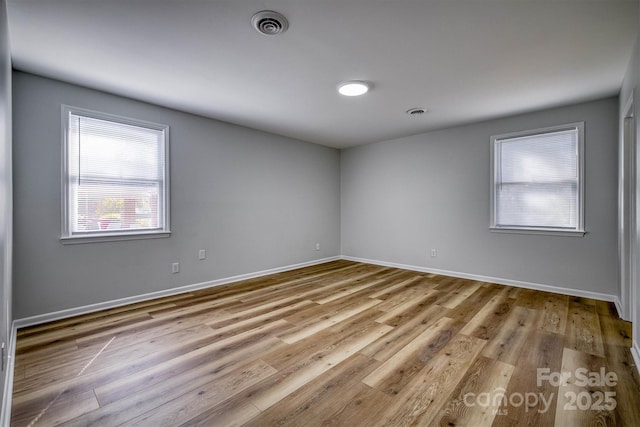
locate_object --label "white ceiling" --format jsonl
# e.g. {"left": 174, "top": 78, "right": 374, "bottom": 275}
{"left": 6, "top": 0, "right": 639, "bottom": 148}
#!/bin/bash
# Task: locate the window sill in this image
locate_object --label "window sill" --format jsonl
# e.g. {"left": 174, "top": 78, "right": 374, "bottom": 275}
{"left": 489, "top": 227, "right": 586, "bottom": 237}
{"left": 61, "top": 231, "right": 171, "bottom": 245}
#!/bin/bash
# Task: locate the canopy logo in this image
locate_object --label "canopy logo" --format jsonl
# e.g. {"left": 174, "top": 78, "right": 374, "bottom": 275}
{"left": 463, "top": 388, "right": 554, "bottom": 414}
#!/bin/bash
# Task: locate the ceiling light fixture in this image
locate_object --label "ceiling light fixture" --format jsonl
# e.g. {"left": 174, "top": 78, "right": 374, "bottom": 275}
{"left": 337, "top": 81, "right": 370, "bottom": 97}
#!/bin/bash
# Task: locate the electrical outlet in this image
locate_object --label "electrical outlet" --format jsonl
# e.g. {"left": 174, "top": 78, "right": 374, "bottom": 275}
{"left": 172, "top": 262, "right": 180, "bottom": 274}
{"left": 430, "top": 248, "right": 437, "bottom": 258}
{"left": 198, "top": 249, "right": 206, "bottom": 260}
{"left": 315, "top": 243, "right": 321, "bottom": 251}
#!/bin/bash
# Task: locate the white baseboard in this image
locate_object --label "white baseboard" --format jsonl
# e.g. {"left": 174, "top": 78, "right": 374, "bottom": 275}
{"left": 14, "top": 256, "right": 340, "bottom": 329}
{"left": 632, "top": 340, "right": 640, "bottom": 378}
{"left": 14, "top": 254, "right": 622, "bottom": 328}
{"left": 341, "top": 255, "right": 619, "bottom": 305}
{"left": 0, "top": 322, "right": 16, "bottom": 427}
{"left": 613, "top": 296, "right": 624, "bottom": 320}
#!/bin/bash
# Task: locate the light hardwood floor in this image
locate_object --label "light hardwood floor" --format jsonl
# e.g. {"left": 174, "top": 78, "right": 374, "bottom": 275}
{"left": 10, "top": 260, "right": 640, "bottom": 426}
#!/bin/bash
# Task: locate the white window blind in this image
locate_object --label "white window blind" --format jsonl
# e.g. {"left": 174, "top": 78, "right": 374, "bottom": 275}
{"left": 62, "top": 106, "right": 170, "bottom": 241}
{"left": 491, "top": 123, "right": 584, "bottom": 235}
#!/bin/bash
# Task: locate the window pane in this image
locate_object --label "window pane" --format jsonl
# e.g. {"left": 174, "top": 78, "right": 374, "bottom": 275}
{"left": 499, "top": 129, "right": 577, "bottom": 183}
{"left": 496, "top": 182, "right": 576, "bottom": 228}
{"left": 71, "top": 181, "right": 161, "bottom": 233}
{"left": 69, "top": 114, "right": 164, "bottom": 180}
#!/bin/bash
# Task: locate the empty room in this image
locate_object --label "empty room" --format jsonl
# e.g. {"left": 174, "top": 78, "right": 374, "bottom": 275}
{"left": 1, "top": 0, "right": 640, "bottom": 426}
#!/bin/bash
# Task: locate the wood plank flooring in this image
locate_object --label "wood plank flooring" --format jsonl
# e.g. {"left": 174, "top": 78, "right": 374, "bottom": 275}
{"left": 10, "top": 260, "right": 640, "bottom": 426}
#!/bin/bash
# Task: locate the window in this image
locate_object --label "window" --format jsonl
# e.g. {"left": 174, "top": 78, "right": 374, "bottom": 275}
{"left": 62, "top": 106, "right": 170, "bottom": 242}
{"left": 490, "top": 122, "right": 584, "bottom": 235}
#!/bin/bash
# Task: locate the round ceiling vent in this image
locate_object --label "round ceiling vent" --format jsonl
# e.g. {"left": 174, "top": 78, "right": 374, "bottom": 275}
{"left": 252, "top": 10, "right": 289, "bottom": 36}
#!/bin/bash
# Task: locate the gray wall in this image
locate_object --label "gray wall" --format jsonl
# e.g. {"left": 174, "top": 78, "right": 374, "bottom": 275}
{"left": 620, "top": 7, "right": 640, "bottom": 358}
{"left": 9, "top": 72, "right": 623, "bottom": 316}
{"left": 12, "top": 72, "right": 340, "bottom": 319}
{"left": 341, "top": 97, "right": 619, "bottom": 295}
{"left": 0, "top": 0, "right": 12, "bottom": 414}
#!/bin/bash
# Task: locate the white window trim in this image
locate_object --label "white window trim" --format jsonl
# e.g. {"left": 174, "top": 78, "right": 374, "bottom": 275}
{"left": 490, "top": 122, "right": 585, "bottom": 237}
{"left": 61, "top": 105, "right": 171, "bottom": 244}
